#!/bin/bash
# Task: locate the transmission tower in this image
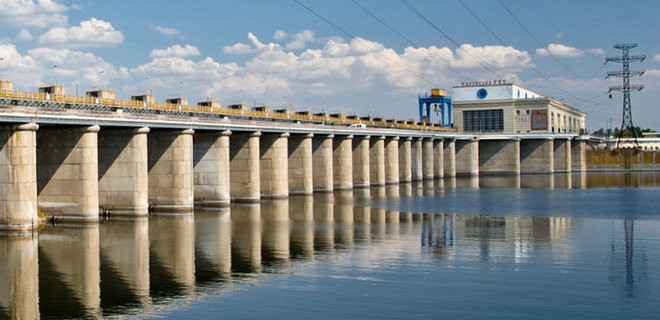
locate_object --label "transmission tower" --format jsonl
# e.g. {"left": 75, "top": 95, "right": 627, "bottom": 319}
{"left": 605, "top": 43, "right": 645, "bottom": 149}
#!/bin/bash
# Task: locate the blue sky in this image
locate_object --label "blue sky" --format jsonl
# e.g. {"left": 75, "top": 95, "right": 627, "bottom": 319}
{"left": 1, "top": 0, "right": 659, "bottom": 130}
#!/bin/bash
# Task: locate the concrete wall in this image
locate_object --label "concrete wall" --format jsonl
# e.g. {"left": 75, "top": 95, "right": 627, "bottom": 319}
{"left": 230, "top": 132, "right": 261, "bottom": 203}
{"left": 193, "top": 130, "right": 231, "bottom": 207}
{"left": 571, "top": 138, "right": 587, "bottom": 171}
{"left": 352, "top": 135, "right": 370, "bottom": 188}
{"left": 38, "top": 125, "right": 99, "bottom": 222}
{"left": 148, "top": 129, "right": 194, "bottom": 213}
{"left": 587, "top": 149, "right": 660, "bottom": 170}
{"left": 98, "top": 127, "right": 149, "bottom": 217}
{"left": 0, "top": 124, "right": 39, "bottom": 232}
{"left": 312, "top": 134, "right": 333, "bottom": 192}
{"left": 479, "top": 139, "right": 520, "bottom": 174}
{"left": 455, "top": 139, "right": 479, "bottom": 176}
{"left": 333, "top": 135, "right": 353, "bottom": 190}
{"left": 288, "top": 134, "right": 313, "bottom": 195}
{"left": 443, "top": 139, "right": 456, "bottom": 177}
{"left": 369, "top": 136, "right": 385, "bottom": 186}
{"left": 553, "top": 138, "right": 571, "bottom": 172}
{"left": 260, "top": 133, "right": 289, "bottom": 199}
{"left": 385, "top": 137, "right": 399, "bottom": 184}
{"left": 520, "top": 138, "right": 554, "bottom": 174}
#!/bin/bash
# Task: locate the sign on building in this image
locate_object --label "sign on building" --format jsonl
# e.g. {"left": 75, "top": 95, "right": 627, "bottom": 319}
{"left": 531, "top": 109, "right": 547, "bottom": 130}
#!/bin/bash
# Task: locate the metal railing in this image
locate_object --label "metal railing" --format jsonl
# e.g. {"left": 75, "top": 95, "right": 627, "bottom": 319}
{"left": 0, "top": 89, "right": 456, "bottom": 132}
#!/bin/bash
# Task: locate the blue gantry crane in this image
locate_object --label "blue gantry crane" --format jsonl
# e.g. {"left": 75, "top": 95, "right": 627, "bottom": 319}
{"left": 419, "top": 89, "right": 452, "bottom": 128}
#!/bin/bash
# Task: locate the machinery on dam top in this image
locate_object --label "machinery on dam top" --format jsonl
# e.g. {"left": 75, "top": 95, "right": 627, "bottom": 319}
{"left": 418, "top": 88, "right": 453, "bottom": 129}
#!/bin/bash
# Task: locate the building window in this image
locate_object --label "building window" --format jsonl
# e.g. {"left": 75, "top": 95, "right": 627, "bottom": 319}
{"left": 463, "top": 109, "right": 504, "bottom": 132}
{"left": 526, "top": 109, "right": 530, "bottom": 115}
{"left": 516, "top": 110, "right": 520, "bottom": 115}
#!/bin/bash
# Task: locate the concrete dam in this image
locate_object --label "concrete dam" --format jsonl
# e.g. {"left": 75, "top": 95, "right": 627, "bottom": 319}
{"left": 0, "top": 84, "right": 589, "bottom": 233}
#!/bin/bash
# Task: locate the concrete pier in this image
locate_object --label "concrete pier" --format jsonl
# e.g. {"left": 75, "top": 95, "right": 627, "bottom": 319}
{"left": 411, "top": 137, "right": 423, "bottom": 181}
{"left": 193, "top": 130, "right": 231, "bottom": 207}
{"left": 571, "top": 137, "right": 587, "bottom": 171}
{"left": 312, "top": 134, "right": 333, "bottom": 193}
{"left": 455, "top": 138, "right": 479, "bottom": 176}
{"left": 553, "top": 138, "right": 572, "bottom": 173}
{"left": 369, "top": 136, "right": 386, "bottom": 186}
{"left": 399, "top": 137, "right": 412, "bottom": 182}
{"left": 385, "top": 136, "right": 400, "bottom": 184}
{"left": 443, "top": 138, "right": 456, "bottom": 177}
{"left": 288, "top": 134, "right": 313, "bottom": 195}
{"left": 520, "top": 138, "right": 554, "bottom": 174}
{"left": 352, "top": 135, "right": 370, "bottom": 188}
{"left": 260, "top": 132, "right": 289, "bottom": 199}
{"left": 98, "top": 127, "right": 149, "bottom": 217}
{"left": 147, "top": 129, "right": 194, "bottom": 213}
{"left": 479, "top": 138, "right": 520, "bottom": 175}
{"left": 38, "top": 125, "right": 100, "bottom": 222}
{"left": 0, "top": 123, "right": 39, "bottom": 232}
{"left": 230, "top": 132, "right": 261, "bottom": 203}
{"left": 422, "top": 138, "right": 434, "bottom": 180}
{"left": 433, "top": 139, "right": 444, "bottom": 179}
{"left": 333, "top": 134, "right": 353, "bottom": 190}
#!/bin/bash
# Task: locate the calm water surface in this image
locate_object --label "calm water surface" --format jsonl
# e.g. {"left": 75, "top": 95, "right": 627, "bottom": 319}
{"left": 1, "top": 172, "right": 659, "bottom": 319}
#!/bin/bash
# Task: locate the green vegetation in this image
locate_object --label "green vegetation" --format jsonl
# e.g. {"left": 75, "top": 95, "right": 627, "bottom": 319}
{"left": 592, "top": 126, "right": 654, "bottom": 137}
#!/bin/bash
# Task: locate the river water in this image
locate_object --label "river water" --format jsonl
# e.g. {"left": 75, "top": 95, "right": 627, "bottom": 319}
{"left": 1, "top": 172, "right": 659, "bottom": 319}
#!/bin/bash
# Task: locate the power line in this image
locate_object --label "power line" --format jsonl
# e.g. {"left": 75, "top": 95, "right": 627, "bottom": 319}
{"left": 292, "top": 0, "right": 439, "bottom": 87}
{"left": 399, "top": 0, "right": 504, "bottom": 79}
{"left": 457, "top": 0, "right": 601, "bottom": 107}
{"left": 350, "top": 0, "right": 472, "bottom": 81}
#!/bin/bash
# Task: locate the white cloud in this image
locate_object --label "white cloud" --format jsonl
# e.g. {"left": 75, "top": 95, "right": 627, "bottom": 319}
{"left": 150, "top": 45, "right": 200, "bottom": 58}
{"left": 16, "top": 29, "right": 33, "bottom": 41}
{"left": 556, "top": 31, "right": 563, "bottom": 39}
{"left": 0, "top": 0, "right": 68, "bottom": 28}
{"left": 536, "top": 43, "right": 584, "bottom": 57}
{"left": 222, "top": 32, "right": 281, "bottom": 54}
{"left": 0, "top": 44, "right": 127, "bottom": 88}
{"left": 273, "top": 30, "right": 316, "bottom": 50}
{"left": 274, "top": 30, "right": 287, "bottom": 40}
{"left": 654, "top": 54, "right": 660, "bottom": 62}
{"left": 150, "top": 25, "right": 182, "bottom": 39}
{"left": 38, "top": 18, "right": 124, "bottom": 48}
{"left": 585, "top": 48, "right": 604, "bottom": 55}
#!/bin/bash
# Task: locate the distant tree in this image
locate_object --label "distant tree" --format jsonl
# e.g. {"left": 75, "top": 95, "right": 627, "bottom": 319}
{"left": 612, "top": 126, "right": 652, "bottom": 137}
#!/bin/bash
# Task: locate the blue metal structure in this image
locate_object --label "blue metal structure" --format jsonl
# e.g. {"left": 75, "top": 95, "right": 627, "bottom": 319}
{"left": 418, "top": 91, "right": 452, "bottom": 128}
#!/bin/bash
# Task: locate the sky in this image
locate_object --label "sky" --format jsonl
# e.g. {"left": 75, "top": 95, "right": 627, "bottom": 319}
{"left": 0, "top": 0, "right": 659, "bottom": 131}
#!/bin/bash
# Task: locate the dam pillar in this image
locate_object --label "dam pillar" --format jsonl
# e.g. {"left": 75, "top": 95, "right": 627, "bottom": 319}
{"left": 98, "top": 127, "right": 149, "bottom": 217}
{"left": 571, "top": 137, "right": 587, "bottom": 171}
{"left": 399, "top": 137, "right": 412, "bottom": 182}
{"left": 147, "top": 129, "right": 194, "bottom": 214}
{"left": 288, "top": 133, "right": 313, "bottom": 195}
{"left": 0, "top": 123, "right": 39, "bottom": 233}
{"left": 352, "top": 135, "right": 370, "bottom": 188}
{"left": 443, "top": 138, "right": 456, "bottom": 177}
{"left": 520, "top": 138, "right": 554, "bottom": 174}
{"left": 385, "top": 136, "right": 400, "bottom": 184}
{"left": 553, "top": 137, "right": 572, "bottom": 173}
{"left": 479, "top": 138, "right": 520, "bottom": 175}
{"left": 369, "top": 136, "right": 386, "bottom": 186}
{"left": 433, "top": 138, "right": 444, "bottom": 179}
{"left": 411, "top": 137, "right": 423, "bottom": 181}
{"left": 455, "top": 138, "right": 479, "bottom": 176}
{"left": 38, "top": 125, "right": 99, "bottom": 222}
{"left": 312, "top": 134, "right": 333, "bottom": 192}
{"left": 193, "top": 130, "right": 231, "bottom": 207}
{"left": 260, "top": 132, "right": 289, "bottom": 199}
{"left": 422, "top": 138, "right": 434, "bottom": 180}
{"left": 333, "top": 134, "right": 353, "bottom": 190}
{"left": 230, "top": 131, "right": 261, "bottom": 203}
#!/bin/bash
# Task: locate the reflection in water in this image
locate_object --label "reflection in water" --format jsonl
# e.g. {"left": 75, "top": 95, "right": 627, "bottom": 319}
{"left": 0, "top": 172, "right": 658, "bottom": 319}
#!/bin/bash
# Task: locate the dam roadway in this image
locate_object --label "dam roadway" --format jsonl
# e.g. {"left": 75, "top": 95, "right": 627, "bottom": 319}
{"left": 0, "top": 94, "right": 588, "bottom": 233}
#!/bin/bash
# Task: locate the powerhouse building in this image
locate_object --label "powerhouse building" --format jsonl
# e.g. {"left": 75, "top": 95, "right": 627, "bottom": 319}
{"left": 452, "top": 82, "right": 586, "bottom": 134}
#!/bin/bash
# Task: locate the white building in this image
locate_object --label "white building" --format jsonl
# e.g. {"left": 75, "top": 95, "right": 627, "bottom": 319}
{"left": 452, "top": 82, "right": 586, "bottom": 134}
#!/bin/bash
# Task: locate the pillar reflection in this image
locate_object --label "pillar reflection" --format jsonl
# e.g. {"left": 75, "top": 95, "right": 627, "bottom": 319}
{"left": 521, "top": 174, "right": 554, "bottom": 189}
{"left": 313, "top": 194, "right": 334, "bottom": 253}
{"left": 39, "top": 225, "right": 101, "bottom": 318}
{"left": 195, "top": 208, "right": 231, "bottom": 284}
{"left": 0, "top": 236, "right": 39, "bottom": 320}
{"left": 149, "top": 215, "right": 195, "bottom": 295}
{"left": 261, "top": 200, "right": 290, "bottom": 270}
{"left": 230, "top": 204, "right": 262, "bottom": 273}
{"left": 289, "top": 196, "right": 314, "bottom": 260}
